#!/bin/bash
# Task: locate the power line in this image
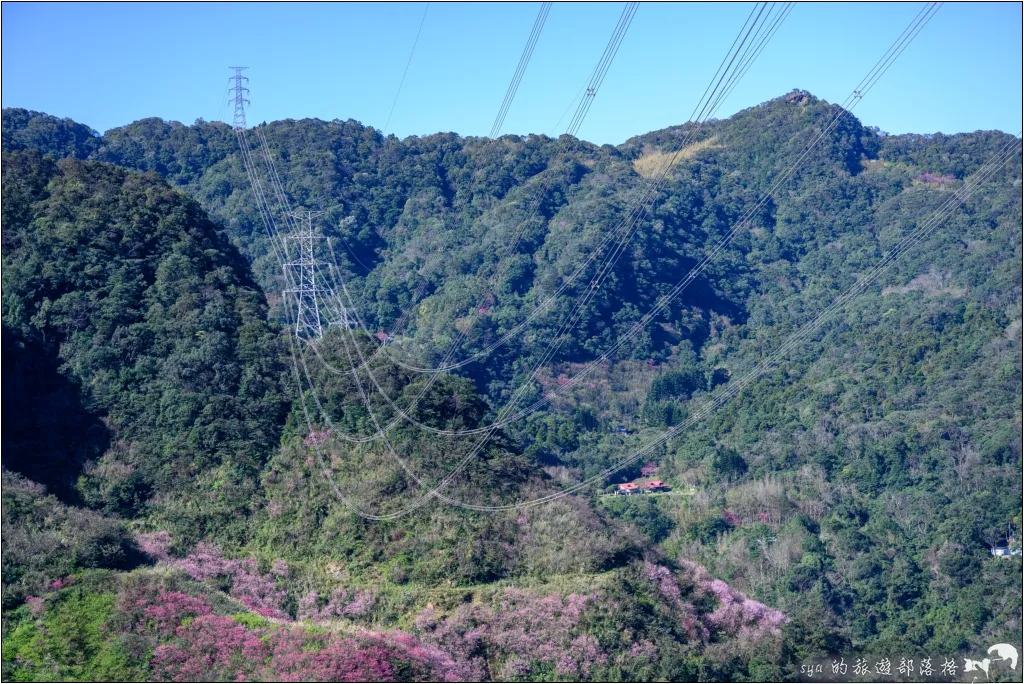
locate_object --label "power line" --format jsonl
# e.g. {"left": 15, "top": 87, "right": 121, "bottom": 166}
{"left": 302, "top": 1, "right": 660, "bottom": 451}
{"left": 301, "top": 1, "right": 788, "bottom": 451}
{"left": 298, "top": 4, "right": 786, "bottom": 470}
{"left": 464, "top": 134, "right": 1021, "bottom": 512}
{"left": 708, "top": 3, "right": 795, "bottom": 114}
{"left": 549, "top": 82, "right": 588, "bottom": 136}
{"left": 490, "top": 2, "right": 553, "bottom": 139}
{"left": 311, "top": 1, "right": 647, "bottom": 379}
{"left": 564, "top": 2, "right": 639, "bottom": 138}
{"left": 323, "top": 2, "right": 774, "bottom": 377}
{"left": 366, "top": 1, "right": 784, "bottom": 501}
{"left": 382, "top": 2, "right": 430, "bottom": 137}
{"left": 299, "top": 2, "right": 956, "bottom": 517}
{"left": 306, "top": 134, "right": 1022, "bottom": 518}
{"left": 239, "top": 3, "right": 967, "bottom": 520}
{"left": 454, "top": 2, "right": 943, "bottom": 431}
{"left": 310, "top": 1, "right": 784, "bottom": 400}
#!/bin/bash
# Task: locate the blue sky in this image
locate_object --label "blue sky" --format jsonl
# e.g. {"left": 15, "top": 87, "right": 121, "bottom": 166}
{"left": 2, "top": 2, "right": 1020, "bottom": 144}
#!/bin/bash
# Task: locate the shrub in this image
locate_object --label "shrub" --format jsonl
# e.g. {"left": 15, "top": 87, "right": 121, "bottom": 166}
{"left": 1, "top": 472, "right": 141, "bottom": 607}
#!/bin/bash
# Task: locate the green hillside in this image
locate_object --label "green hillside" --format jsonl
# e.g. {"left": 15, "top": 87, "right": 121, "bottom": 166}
{"left": 1, "top": 98, "right": 1020, "bottom": 681}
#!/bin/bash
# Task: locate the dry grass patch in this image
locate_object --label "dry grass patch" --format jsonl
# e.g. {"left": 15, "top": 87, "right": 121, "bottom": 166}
{"left": 882, "top": 268, "right": 966, "bottom": 298}
{"left": 633, "top": 137, "right": 722, "bottom": 179}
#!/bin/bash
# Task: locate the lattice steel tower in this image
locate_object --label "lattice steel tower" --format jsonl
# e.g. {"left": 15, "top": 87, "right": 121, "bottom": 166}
{"left": 228, "top": 67, "right": 250, "bottom": 130}
{"left": 284, "top": 211, "right": 331, "bottom": 339}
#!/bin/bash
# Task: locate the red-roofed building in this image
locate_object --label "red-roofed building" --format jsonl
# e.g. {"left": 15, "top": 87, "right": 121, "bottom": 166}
{"left": 644, "top": 480, "right": 670, "bottom": 492}
{"left": 617, "top": 482, "right": 640, "bottom": 495}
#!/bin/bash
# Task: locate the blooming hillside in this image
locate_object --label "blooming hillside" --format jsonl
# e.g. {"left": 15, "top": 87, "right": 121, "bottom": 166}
{"left": 2, "top": 544, "right": 790, "bottom": 682}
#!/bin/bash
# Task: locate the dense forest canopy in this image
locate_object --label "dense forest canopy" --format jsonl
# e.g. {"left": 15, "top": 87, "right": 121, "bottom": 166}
{"left": 1, "top": 94, "right": 1021, "bottom": 682}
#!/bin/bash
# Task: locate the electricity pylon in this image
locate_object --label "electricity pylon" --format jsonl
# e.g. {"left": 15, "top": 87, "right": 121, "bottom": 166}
{"left": 284, "top": 211, "right": 330, "bottom": 340}
{"left": 228, "top": 67, "right": 250, "bottom": 130}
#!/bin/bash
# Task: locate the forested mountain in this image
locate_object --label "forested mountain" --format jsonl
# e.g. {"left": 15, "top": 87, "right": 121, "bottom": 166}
{"left": 1, "top": 96, "right": 1021, "bottom": 682}
{"left": 1, "top": 150, "right": 288, "bottom": 540}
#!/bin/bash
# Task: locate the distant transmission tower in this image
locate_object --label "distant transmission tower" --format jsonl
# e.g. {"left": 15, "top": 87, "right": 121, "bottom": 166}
{"left": 228, "top": 66, "right": 250, "bottom": 130}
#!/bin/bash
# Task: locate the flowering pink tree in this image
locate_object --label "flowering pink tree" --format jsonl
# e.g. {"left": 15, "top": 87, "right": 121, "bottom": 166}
{"left": 145, "top": 541, "right": 290, "bottom": 619}
{"left": 149, "top": 536, "right": 381, "bottom": 624}
{"left": 136, "top": 530, "right": 173, "bottom": 562}
{"left": 265, "top": 629, "right": 397, "bottom": 682}
{"left": 150, "top": 614, "right": 271, "bottom": 681}
{"left": 25, "top": 596, "right": 45, "bottom": 617}
{"left": 297, "top": 587, "right": 378, "bottom": 621}
{"left": 414, "top": 588, "right": 608, "bottom": 680}
{"left": 49, "top": 574, "right": 76, "bottom": 590}
{"left": 262, "top": 630, "right": 477, "bottom": 682}
{"left": 304, "top": 429, "right": 332, "bottom": 447}
{"left": 177, "top": 542, "right": 240, "bottom": 581}
{"left": 141, "top": 591, "right": 214, "bottom": 635}
{"left": 148, "top": 615, "right": 474, "bottom": 681}
{"left": 677, "top": 559, "right": 788, "bottom": 640}
{"left": 123, "top": 586, "right": 475, "bottom": 681}
{"left": 641, "top": 561, "right": 788, "bottom": 645}
{"left": 230, "top": 558, "right": 288, "bottom": 618}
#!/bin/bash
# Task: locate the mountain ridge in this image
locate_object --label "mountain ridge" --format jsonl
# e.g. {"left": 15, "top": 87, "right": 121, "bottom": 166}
{"left": 1, "top": 95, "right": 1020, "bottom": 681}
